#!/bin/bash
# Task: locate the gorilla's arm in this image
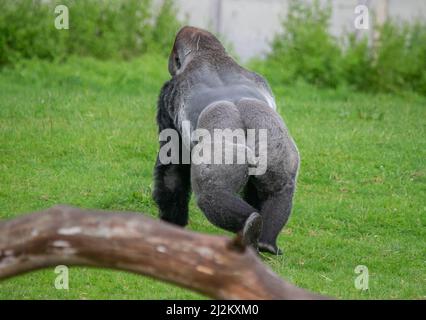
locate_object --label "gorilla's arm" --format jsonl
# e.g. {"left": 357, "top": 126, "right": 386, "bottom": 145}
{"left": 152, "top": 81, "right": 191, "bottom": 226}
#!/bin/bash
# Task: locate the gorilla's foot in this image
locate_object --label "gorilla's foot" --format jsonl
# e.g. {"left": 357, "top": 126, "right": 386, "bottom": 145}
{"left": 258, "top": 242, "right": 283, "bottom": 255}
{"left": 242, "top": 212, "right": 263, "bottom": 250}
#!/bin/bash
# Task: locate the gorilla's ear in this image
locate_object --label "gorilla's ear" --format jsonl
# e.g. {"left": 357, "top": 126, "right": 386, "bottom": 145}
{"left": 168, "top": 47, "right": 189, "bottom": 76}
{"left": 168, "top": 37, "right": 194, "bottom": 76}
{"left": 168, "top": 49, "right": 179, "bottom": 76}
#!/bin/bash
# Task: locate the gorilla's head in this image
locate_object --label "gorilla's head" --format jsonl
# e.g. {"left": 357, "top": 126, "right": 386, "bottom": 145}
{"left": 168, "top": 26, "right": 226, "bottom": 76}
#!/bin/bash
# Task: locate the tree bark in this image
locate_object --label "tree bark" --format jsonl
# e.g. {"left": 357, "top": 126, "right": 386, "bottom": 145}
{"left": 0, "top": 205, "right": 325, "bottom": 300}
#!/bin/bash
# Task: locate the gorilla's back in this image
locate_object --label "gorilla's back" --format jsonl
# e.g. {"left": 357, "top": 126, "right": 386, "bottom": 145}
{"left": 184, "top": 70, "right": 272, "bottom": 129}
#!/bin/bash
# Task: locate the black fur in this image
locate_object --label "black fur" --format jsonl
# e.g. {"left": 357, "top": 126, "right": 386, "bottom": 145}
{"left": 243, "top": 177, "right": 262, "bottom": 211}
{"left": 153, "top": 80, "right": 191, "bottom": 226}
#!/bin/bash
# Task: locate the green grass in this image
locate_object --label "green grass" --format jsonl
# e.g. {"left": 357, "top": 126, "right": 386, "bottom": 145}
{"left": 0, "top": 56, "right": 425, "bottom": 299}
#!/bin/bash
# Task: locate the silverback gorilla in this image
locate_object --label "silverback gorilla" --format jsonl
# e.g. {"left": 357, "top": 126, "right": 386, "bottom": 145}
{"left": 153, "top": 26, "right": 299, "bottom": 255}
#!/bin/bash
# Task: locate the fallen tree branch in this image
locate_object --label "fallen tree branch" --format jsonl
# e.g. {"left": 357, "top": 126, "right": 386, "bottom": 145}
{"left": 0, "top": 205, "right": 325, "bottom": 299}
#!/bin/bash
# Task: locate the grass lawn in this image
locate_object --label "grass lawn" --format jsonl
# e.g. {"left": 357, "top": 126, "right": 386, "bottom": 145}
{"left": 0, "top": 56, "right": 425, "bottom": 299}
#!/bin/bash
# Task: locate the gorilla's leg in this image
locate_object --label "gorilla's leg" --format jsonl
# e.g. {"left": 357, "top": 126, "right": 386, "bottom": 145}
{"left": 257, "top": 180, "right": 296, "bottom": 255}
{"left": 193, "top": 164, "right": 263, "bottom": 249}
{"left": 244, "top": 175, "right": 296, "bottom": 255}
{"left": 242, "top": 212, "right": 263, "bottom": 248}
{"left": 153, "top": 157, "right": 191, "bottom": 226}
{"left": 236, "top": 98, "right": 300, "bottom": 255}
{"left": 192, "top": 101, "right": 261, "bottom": 241}
{"left": 195, "top": 187, "right": 258, "bottom": 232}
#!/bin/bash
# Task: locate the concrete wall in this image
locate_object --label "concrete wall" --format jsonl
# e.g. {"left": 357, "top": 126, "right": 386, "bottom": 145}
{"left": 166, "top": 0, "right": 426, "bottom": 61}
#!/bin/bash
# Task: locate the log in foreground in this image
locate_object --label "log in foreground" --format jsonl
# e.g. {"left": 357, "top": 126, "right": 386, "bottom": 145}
{"left": 0, "top": 205, "right": 324, "bottom": 299}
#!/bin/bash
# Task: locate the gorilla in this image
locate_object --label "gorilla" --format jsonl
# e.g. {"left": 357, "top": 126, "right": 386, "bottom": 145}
{"left": 153, "top": 26, "right": 299, "bottom": 255}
